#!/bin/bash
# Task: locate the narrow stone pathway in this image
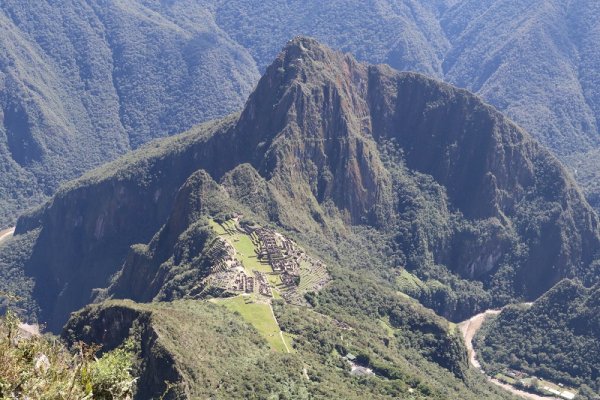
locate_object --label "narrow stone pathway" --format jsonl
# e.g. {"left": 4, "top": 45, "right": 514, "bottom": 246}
{"left": 268, "top": 303, "right": 290, "bottom": 353}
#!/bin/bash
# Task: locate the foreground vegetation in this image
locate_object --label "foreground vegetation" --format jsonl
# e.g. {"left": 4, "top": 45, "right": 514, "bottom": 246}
{"left": 0, "top": 311, "right": 136, "bottom": 399}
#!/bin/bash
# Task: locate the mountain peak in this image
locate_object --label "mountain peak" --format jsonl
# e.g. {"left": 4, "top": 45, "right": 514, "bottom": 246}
{"left": 233, "top": 38, "right": 388, "bottom": 226}
{"left": 265, "top": 35, "right": 364, "bottom": 89}
{"left": 8, "top": 38, "right": 600, "bottom": 333}
{"left": 283, "top": 35, "right": 325, "bottom": 54}
{"left": 277, "top": 36, "right": 338, "bottom": 67}
{"left": 237, "top": 36, "right": 368, "bottom": 141}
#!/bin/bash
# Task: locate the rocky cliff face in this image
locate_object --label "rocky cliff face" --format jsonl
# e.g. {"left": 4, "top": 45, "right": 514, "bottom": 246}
{"left": 104, "top": 170, "right": 226, "bottom": 303}
{"left": 230, "top": 38, "right": 394, "bottom": 225}
{"left": 215, "top": 0, "right": 600, "bottom": 215}
{"left": 15, "top": 117, "right": 239, "bottom": 331}
{"left": 7, "top": 37, "right": 600, "bottom": 330}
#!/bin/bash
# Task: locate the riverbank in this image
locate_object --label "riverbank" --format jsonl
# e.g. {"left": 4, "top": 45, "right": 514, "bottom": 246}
{"left": 459, "top": 309, "right": 563, "bottom": 400}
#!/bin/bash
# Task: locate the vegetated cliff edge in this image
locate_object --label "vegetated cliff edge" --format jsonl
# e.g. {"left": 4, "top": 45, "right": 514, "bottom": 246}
{"left": 7, "top": 37, "right": 600, "bottom": 331}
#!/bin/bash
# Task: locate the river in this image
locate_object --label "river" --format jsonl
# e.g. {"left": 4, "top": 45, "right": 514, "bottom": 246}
{"left": 458, "top": 308, "right": 561, "bottom": 400}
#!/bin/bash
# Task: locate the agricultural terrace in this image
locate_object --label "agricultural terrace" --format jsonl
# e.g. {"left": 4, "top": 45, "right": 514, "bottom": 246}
{"left": 211, "top": 295, "right": 291, "bottom": 353}
{"left": 207, "top": 218, "right": 329, "bottom": 302}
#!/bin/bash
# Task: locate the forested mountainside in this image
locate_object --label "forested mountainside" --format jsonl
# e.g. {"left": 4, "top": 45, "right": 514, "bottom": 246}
{"left": 216, "top": 0, "right": 600, "bottom": 210}
{"left": 60, "top": 297, "right": 515, "bottom": 399}
{"left": 475, "top": 279, "right": 600, "bottom": 398}
{"left": 2, "top": 0, "right": 600, "bottom": 227}
{"left": 0, "top": 0, "right": 259, "bottom": 225}
{"left": 1, "top": 38, "right": 598, "bottom": 337}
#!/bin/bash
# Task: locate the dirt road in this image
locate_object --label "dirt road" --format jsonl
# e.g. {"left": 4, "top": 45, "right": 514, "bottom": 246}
{"left": 268, "top": 302, "right": 291, "bottom": 353}
{"left": 459, "top": 309, "right": 560, "bottom": 400}
{"left": 0, "top": 227, "right": 15, "bottom": 244}
{"left": 459, "top": 309, "right": 501, "bottom": 369}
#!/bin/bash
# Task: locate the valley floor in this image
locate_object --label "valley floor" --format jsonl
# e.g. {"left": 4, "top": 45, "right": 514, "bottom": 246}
{"left": 459, "top": 309, "right": 570, "bottom": 400}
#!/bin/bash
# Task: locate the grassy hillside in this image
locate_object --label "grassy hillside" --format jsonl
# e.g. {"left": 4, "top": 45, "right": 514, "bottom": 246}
{"left": 64, "top": 297, "right": 515, "bottom": 400}
{"left": 212, "top": 295, "right": 289, "bottom": 353}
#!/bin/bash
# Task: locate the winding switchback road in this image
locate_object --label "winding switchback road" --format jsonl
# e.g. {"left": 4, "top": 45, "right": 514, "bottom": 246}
{"left": 459, "top": 309, "right": 500, "bottom": 369}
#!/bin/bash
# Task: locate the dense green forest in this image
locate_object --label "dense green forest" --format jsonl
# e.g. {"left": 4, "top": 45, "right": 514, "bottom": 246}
{"left": 0, "top": 0, "right": 259, "bottom": 226}
{"left": 475, "top": 279, "right": 600, "bottom": 397}
{"left": 2, "top": 0, "right": 600, "bottom": 226}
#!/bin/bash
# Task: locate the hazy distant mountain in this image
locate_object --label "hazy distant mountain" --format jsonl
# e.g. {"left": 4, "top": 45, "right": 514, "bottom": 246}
{"left": 1, "top": 1, "right": 599, "bottom": 226}
{"left": 0, "top": 0, "right": 259, "bottom": 225}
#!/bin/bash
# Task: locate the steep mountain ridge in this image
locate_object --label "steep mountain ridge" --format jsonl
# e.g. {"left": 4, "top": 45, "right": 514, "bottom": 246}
{"left": 232, "top": 38, "right": 393, "bottom": 225}
{"left": 102, "top": 170, "right": 226, "bottom": 303}
{"left": 14, "top": 116, "right": 241, "bottom": 329}
{"left": 4, "top": 38, "right": 599, "bottom": 332}
{"left": 217, "top": 0, "right": 600, "bottom": 159}
{"left": 216, "top": 0, "right": 600, "bottom": 211}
